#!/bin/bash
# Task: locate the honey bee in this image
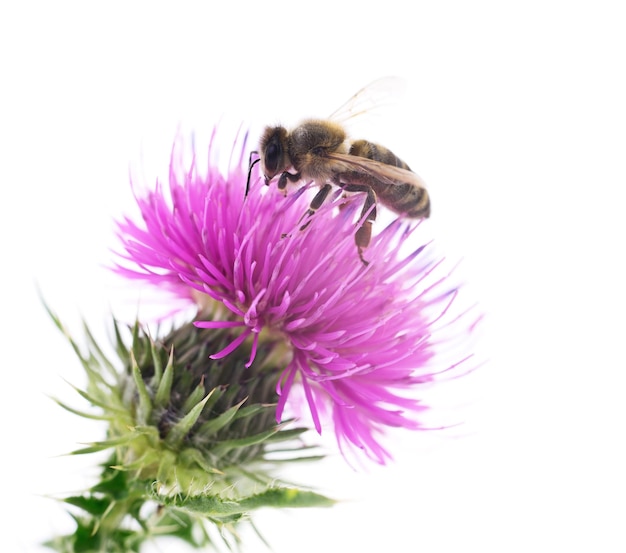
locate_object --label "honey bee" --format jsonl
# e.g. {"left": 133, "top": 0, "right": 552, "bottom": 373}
{"left": 250, "top": 78, "right": 430, "bottom": 264}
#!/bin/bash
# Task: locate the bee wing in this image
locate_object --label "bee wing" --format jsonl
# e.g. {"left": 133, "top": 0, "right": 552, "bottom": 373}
{"left": 327, "top": 76, "right": 407, "bottom": 126}
{"left": 325, "top": 151, "right": 427, "bottom": 188}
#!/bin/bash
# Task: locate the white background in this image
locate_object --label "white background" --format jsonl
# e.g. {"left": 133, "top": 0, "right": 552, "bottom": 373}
{"left": 2, "top": 1, "right": 625, "bottom": 551}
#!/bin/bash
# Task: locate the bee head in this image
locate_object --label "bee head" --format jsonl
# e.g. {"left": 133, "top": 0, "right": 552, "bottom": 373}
{"left": 260, "top": 126, "right": 290, "bottom": 185}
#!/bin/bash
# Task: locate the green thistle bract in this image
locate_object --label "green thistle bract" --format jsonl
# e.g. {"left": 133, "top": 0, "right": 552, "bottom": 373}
{"left": 46, "top": 306, "right": 333, "bottom": 552}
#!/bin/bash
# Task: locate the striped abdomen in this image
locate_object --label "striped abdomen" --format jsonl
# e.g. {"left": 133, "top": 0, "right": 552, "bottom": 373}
{"left": 349, "top": 139, "right": 430, "bottom": 218}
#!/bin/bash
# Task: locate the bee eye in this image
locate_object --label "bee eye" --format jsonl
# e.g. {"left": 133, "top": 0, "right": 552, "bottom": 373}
{"left": 264, "top": 141, "right": 282, "bottom": 173}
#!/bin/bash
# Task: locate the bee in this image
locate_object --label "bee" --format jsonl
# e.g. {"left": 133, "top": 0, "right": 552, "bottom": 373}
{"left": 250, "top": 78, "right": 430, "bottom": 264}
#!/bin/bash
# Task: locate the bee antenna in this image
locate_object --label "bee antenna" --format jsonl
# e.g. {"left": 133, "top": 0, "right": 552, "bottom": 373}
{"left": 245, "top": 151, "right": 261, "bottom": 198}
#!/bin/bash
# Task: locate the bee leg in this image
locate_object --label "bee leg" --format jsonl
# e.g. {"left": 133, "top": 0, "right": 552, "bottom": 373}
{"left": 299, "top": 183, "right": 333, "bottom": 230}
{"left": 245, "top": 152, "right": 260, "bottom": 197}
{"left": 277, "top": 171, "right": 301, "bottom": 191}
{"left": 342, "top": 184, "right": 377, "bottom": 265}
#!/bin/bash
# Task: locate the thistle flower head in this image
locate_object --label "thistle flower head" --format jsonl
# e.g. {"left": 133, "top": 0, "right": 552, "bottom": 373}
{"left": 115, "top": 129, "right": 472, "bottom": 463}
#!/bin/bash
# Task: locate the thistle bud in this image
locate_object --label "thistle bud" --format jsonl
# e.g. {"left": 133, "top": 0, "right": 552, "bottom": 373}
{"left": 46, "top": 309, "right": 332, "bottom": 552}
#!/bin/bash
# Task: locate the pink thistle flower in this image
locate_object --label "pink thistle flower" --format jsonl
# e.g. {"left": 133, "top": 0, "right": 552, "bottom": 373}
{"left": 114, "top": 129, "right": 473, "bottom": 464}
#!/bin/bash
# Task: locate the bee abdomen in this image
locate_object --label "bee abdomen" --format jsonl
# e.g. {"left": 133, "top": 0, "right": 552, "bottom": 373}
{"left": 350, "top": 140, "right": 429, "bottom": 218}
{"left": 401, "top": 185, "right": 430, "bottom": 218}
{"left": 378, "top": 181, "right": 430, "bottom": 218}
{"left": 349, "top": 139, "right": 411, "bottom": 170}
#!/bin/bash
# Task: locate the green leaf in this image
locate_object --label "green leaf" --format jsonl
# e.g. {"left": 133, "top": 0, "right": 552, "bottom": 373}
{"left": 271, "top": 454, "right": 327, "bottom": 464}
{"left": 161, "top": 493, "right": 243, "bottom": 518}
{"left": 131, "top": 353, "right": 152, "bottom": 425}
{"left": 130, "top": 321, "right": 141, "bottom": 356}
{"left": 263, "top": 427, "right": 309, "bottom": 443}
{"left": 165, "top": 392, "right": 212, "bottom": 449}
{"left": 196, "top": 398, "right": 247, "bottom": 436}
{"left": 156, "top": 449, "right": 178, "bottom": 484}
{"left": 63, "top": 495, "right": 111, "bottom": 516}
{"left": 239, "top": 487, "right": 335, "bottom": 510}
{"left": 83, "top": 320, "right": 118, "bottom": 379}
{"left": 63, "top": 379, "right": 128, "bottom": 415}
{"left": 203, "top": 385, "right": 225, "bottom": 413}
{"left": 70, "top": 430, "right": 149, "bottom": 455}
{"left": 153, "top": 348, "right": 174, "bottom": 409}
{"left": 90, "top": 468, "right": 130, "bottom": 500}
{"left": 109, "top": 449, "right": 161, "bottom": 472}
{"left": 113, "top": 317, "right": 131, "bottom": 364}
{"left": 233, "top": 403, "right": 273, "bottom": 420}
{"left": 161, "top": 487, "right": 334, "bottom": 518}
{"left": 211, "top": 424, "right": 290, "bottom": 456}
{"left": 49, "top": 396, "right": 114, "bottom": 421}
{"left": 151, "top": 510, "right": 211, "bottom": 548}
{"left": 181, "top": 381, "right": 207, "bottom": 415}
{"left": 149, "top": 336, "right": 164, "bottom": 383}
{"left": 178, "top": 448, "right": 223, "bottom": 475}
